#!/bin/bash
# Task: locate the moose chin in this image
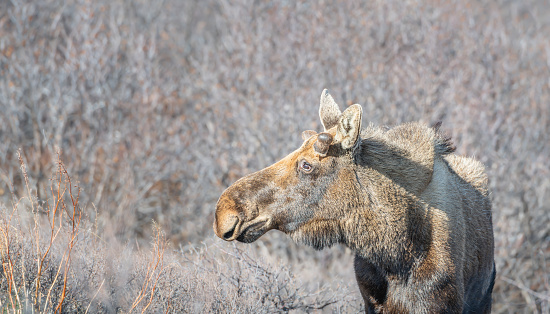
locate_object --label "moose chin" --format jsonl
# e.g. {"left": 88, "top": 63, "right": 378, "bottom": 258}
{"left": 214, "top": 89, "right": 495, "bottom": 314}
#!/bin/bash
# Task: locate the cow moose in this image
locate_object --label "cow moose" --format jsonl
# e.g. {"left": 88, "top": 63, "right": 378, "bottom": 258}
{"left": 213, "top": 90, "right": 495, "bottom": 313}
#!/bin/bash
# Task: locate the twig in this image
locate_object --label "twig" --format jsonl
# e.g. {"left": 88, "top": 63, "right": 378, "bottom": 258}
{"left": 501, "top": 276, "right": 550, "bottom": 302}
{"left": 129, "top": 227, "right": 166, "bottom": 313}
{"left": 85, "top": 279, "right": 105, "bottom": 314}
{"left": 55, "top": 156, "right": 83, "bottom": 314}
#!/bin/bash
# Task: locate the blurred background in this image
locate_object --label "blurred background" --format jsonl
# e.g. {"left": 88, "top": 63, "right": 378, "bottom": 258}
{"left": 0, "top": 0, "right": 549, "bottom": 312}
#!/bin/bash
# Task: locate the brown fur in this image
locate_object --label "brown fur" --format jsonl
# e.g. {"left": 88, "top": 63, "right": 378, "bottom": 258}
{"left": 213, "top": 90, "right": 495, "bottom": 313}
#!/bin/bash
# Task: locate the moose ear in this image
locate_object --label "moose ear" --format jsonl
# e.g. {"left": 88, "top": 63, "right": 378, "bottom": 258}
{"left": 319, "top": 89, "right": 342, "bottom": 131}
{"left": 301, "top": 130, "right": 317, "bottom": 141}
{"left": 335, "top": 104, "right": 362, "bottom": 150}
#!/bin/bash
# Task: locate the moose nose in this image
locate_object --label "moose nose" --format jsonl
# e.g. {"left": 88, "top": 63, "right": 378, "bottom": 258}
{"left": 214, "top": 196, "right": 241, "bottom": 241}
{"left": 214, "top": 212, "right": 240, "bottom": 240}
{"left": 221, "top": 215, "right": 239, "bottom": 240}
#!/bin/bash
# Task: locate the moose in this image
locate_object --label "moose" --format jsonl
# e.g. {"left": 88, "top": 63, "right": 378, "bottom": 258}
{"left": 214, "top": 90, "right": 495, "bottom": 313}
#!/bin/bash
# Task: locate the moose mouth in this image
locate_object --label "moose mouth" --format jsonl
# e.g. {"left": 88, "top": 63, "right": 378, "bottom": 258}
{"left": 235, "top": 218, "right": 271, "bottom": 243}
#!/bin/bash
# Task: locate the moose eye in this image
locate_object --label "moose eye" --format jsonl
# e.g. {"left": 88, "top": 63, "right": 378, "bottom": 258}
{"left": 299, "top": 160, "right": 313, "bottom": 173}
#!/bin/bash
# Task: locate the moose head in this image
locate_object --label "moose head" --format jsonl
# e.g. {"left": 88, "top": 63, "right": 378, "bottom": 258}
{"left": 214, "top": 90, "right": 363, "bottom": 249}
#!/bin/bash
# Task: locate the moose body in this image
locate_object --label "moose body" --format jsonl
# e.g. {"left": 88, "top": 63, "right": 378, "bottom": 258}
{"left": 214, "top": 90, "right": 495, "bottom": 313}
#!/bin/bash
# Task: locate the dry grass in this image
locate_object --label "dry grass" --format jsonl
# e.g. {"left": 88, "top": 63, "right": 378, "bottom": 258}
{"left": 0, "top": 0, "right": 549, "bottom": 312}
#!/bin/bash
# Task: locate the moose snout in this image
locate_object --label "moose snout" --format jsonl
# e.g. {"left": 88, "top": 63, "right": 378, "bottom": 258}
{"left": 213, "top": 196, "right": 242, "bottom": 241}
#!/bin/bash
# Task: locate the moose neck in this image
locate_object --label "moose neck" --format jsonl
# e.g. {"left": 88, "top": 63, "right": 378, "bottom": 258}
{"left": 356, "top": 130, "right": 435, "bottom": 196}
{"left": 341, "top": 132, "right": 437, "bottom": 275}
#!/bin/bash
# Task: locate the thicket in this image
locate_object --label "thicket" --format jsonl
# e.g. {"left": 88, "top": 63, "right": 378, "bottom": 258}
{"left": 0, "top": 0, "right": 548, "bottom": 312}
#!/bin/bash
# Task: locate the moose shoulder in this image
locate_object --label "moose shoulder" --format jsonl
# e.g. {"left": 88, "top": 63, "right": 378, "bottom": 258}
{"left": 214, "top": 90, "right": 495, "bottom": 313}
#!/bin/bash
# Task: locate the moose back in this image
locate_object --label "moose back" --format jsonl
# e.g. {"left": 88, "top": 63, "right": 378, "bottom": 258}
{"left": 214, "top": 90, "right": 495, "bottom": 313}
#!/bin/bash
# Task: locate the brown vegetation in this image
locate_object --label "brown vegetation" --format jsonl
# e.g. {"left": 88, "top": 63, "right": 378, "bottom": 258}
{"left": 0, "top": 0, "right": 549, "bottom": 312}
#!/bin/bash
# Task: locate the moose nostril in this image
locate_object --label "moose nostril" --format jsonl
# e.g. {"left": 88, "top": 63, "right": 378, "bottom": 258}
{"left": 223, "top": 228, "right": 235, "bottom": 240}
{"left": 217, "top": 214, "right": 239, "bottom": 241}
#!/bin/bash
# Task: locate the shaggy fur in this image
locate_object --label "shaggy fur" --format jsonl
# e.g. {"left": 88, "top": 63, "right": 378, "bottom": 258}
{"left": 214, "top": 90, "right": 495, "bottom": 313}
